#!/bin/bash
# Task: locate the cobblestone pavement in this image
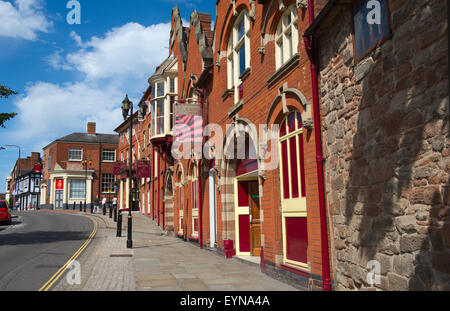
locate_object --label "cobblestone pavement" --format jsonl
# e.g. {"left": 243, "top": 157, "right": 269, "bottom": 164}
{"left": 52, "top": 210, "right": 298, "bottom": 291}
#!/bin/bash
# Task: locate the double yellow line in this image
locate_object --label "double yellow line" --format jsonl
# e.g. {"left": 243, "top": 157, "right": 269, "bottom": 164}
{"left": 38, "top": 217, "right": 98, "bottom": 291}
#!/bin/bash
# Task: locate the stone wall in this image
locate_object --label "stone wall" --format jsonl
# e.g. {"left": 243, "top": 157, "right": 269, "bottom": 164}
{"left": 317, "top": 0, "right": 449, "bottom": 290}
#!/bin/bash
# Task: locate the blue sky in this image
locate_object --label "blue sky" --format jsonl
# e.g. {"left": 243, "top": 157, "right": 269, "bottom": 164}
{"left": 0, "top": 0, "right": 216, "bottom": 192}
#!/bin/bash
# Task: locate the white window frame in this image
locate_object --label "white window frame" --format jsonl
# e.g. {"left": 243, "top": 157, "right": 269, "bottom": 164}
{"left": 102, "top": 149, "right": 116, "bottom": 162}
{"left": 275, "top": 5, "right": 299, "bottom": 70}
{"left": 69, "top": 179, "right": 86, "bottom": 199}
{"left": 68, "top": 147, "right": 82, "bottom": 162}
{"left": 227, "top": 10, "right": 251, "bottom": 103}
{"left": 101, "top": 173, "right": 115, "bottom": 194}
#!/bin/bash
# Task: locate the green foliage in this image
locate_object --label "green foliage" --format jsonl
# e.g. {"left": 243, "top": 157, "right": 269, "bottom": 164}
{"left": 0, "top": 84, "right": 18, "bottom": 128}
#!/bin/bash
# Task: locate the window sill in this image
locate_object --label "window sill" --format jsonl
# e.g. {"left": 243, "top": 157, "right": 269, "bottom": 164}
{"left": 228, "top": 99, "right": 243, "bottom": 117}
{"left": 280, "top": 263, "right": 309, "bottom": 278}
{"left": 222, "top": 88, "right": 234, "bottom": 100}
{"left": 239, "top": 67, "right": 251, "bottom": 82}
{"left": 266, "top": 53, "right": 300, "bottom": 87}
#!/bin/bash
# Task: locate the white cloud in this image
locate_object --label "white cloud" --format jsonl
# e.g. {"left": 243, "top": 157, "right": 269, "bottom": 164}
{"left": 6, "top": 21, "right": 171, "bottom": 151}
{"left": 0, "top": 0, "right": 52, "bottom": 40}
{"left": 9, "top": 81, "right": 125, "bottom": 151}
{"left": 66, "top": 22, "right": 170, "bottom": 82}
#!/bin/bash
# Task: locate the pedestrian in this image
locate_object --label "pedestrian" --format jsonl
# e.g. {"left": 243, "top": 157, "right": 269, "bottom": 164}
{"left": 112, "top": 196, "right": 117, "bottom": 210}
{"left": 94, "top": 196, "right": 100, "bottom": 214}
{"left": 102, "top": 196, "right": 107, "bottom": 214}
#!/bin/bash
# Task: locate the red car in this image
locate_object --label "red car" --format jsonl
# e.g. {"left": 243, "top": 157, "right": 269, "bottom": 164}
{"left": 0, "top": 200, "right": 12, "bottom": 225}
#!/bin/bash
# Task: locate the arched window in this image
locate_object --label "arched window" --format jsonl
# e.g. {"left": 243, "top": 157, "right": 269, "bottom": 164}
{"left": 275, "top": 5, "right": 299, "bottom": 70}
{"left": 227, "top": 10, "right": 251, "bottom": 103}
{"left": 278, "top": 110, "right": 308, "bottom": 269}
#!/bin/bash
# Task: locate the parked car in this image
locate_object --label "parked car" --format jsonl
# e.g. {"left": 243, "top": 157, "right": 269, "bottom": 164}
{"left": 0, "top": 200, "right": 12, "bottom": 225}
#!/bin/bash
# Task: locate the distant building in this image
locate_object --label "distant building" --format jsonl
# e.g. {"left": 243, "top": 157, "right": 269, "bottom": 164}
{"left": 41, "top": 122, "right": 119, "bottom": 210}
{"left": 9, "top": 152, "right": 42, "bottom": 210}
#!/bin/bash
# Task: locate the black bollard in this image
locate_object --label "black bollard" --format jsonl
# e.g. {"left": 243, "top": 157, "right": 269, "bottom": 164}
{"left": 113, "top": 206, "right": 117, "bottom": 222}
{"left": 73, "top": 202, "right": 75, "bottom": 210}
{"left": 116, "top": 211, "right": 122, "bottom": 237}
{"left": 84, "top": 202, "right": 87, "bottom": 213}
{"left": 79, "top": 201, "right": 82, "bottom": 212}
{"left": 90, "top": 203, "right": 93, "bottom": 214}
{"left": 109, "top": 203, "right": 112, "bottom": 218}
{"left": 102, "top": 204, "right": 106, "bottom": 216}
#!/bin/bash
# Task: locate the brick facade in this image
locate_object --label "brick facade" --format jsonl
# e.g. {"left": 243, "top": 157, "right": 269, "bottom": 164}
{"left": 42, "top": 123, "right": 118, "bottom": 210}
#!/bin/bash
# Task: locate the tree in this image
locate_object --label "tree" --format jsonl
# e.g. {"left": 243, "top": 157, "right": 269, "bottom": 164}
{"left": 0, "top": 84, "right": 18, "bottom": 128}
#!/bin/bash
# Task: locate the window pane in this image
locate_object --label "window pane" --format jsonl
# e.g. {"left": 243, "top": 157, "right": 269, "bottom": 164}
{"left": 280, "top": 120, "right": 287, "bottom": 137}
{"left": 170, "top": 78, "right": 175, "bottom": 93}
{"left": 70, "top": 179, "right": 86, "bottom": 199}
{"left": 238, "top": 18, "right": 245, "bottom": 40}
{"left": 239, "top": 43, "right": 246, "bottom": 75}
{"left": 299, "top": 132, "right": 306, "bottom": 198}
{"left": 102, "top": 149, "right": 115, "bottom": 162}
{"left": 68, "top": 148, "right": 82, "bottom": 161}
{"left": 102, "top": 174, "right": 115, "bottom": 193}
{"left": 151, "top": 84, "right": 155, "bottom": 98}
{"left": 157, "top": 82, "right": 165, "bottom": 97}
{"left": 288, "top": 112, "right": 296, "bottom": 133}
{"left": 281, "top": 140, "right": 290, "bottom": 199}
{"left": 289, "top": 136, "right": 299, "bottom": 199}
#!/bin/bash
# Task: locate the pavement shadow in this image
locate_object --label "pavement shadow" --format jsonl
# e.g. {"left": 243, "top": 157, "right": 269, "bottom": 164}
{"left": 0, "top": 230, "right": 90, "bottom": 246}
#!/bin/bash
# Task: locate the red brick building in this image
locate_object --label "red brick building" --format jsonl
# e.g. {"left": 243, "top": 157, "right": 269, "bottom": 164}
{"left": 112, "top": 0, "right": 448, "bottom": 291}
{"left": 41, "top": 122, "right": 118, "bottom": 210}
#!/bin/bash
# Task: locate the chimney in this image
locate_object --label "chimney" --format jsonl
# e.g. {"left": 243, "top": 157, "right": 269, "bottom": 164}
{"left": 87, "top": 122, "right": 96, "bottom": 135}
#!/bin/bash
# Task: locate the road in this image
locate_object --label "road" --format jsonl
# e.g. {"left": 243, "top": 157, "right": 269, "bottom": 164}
{"left": 0, "top": 210, "right": 94, "bottom": 291}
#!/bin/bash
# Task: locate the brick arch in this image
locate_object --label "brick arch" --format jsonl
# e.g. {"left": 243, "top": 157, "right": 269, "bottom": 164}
{"left": 218, "top": 1, "right": 251, "bottom": 52}
{"left": 174, "top": 161, "right": 185, "bottom": 187}
{"left": 265, "top": 87, "right": 311, "bottom": 127}
{"left": 219, "top": 118, "right": 259, "bottom": 242}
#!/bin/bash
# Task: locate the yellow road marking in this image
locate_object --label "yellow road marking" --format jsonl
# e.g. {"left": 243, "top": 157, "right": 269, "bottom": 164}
{"left": 38, "top": 217, "right": 98, "bottom": 291}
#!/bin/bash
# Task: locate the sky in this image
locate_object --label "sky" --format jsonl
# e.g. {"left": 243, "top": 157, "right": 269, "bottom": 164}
{"left": 0, "top": 0, "right": 216, "bottom": 192}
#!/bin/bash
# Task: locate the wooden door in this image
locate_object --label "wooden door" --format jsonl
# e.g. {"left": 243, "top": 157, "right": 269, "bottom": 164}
{"left": 248, "top": 181, "right": 261, "bottom": 256}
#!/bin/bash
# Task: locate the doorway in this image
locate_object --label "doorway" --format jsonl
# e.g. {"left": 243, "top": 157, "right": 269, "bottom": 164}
{"left": 55, "top": 190, "right": 63, "bottom": 209}
{"left": 234, "top": 173, "right": 261, "bottom": 257}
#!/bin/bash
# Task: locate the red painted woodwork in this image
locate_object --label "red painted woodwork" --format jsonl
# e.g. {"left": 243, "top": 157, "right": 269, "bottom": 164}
{"left": 237, "top": 181, "right": 249, "bottom": 207}
{"left": 236, "top": 159, "right": 258, "bottom": 176}
{"left": 299, "top": 132, "right": 306, "bottom": 198}
{"left": 238, "top": 214, "right": 250, "bottom": 253}
{"left": 289, "top": 136, "right": 299, "bottom": 199}
{"left": 285, "top": 217, "right": 308, "bottom": 264}
{"left": 281, "top": 140, "right": 290, "bottom": 199}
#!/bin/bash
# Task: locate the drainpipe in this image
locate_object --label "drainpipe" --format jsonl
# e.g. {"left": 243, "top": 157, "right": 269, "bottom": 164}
{"left": 152, "top": 146, "right": 155, "bottom": 220}
{"left": 304, "top": 0, "right": 331, "bottom": 291}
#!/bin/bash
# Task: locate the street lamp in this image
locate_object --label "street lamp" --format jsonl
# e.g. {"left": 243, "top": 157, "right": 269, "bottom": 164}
{"left": 5, "top": 144, "right": 21, "bottom": 210}
{"left": 121, "top": 95, "right": 134, "bottom": 249}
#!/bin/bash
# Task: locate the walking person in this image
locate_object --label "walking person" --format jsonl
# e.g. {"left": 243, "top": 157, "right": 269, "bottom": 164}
{"left": 102, "top": 196, "right": 107, "bottom": 215}
{"left": 93, "top": 196, "right": 100, "bottom": 214}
